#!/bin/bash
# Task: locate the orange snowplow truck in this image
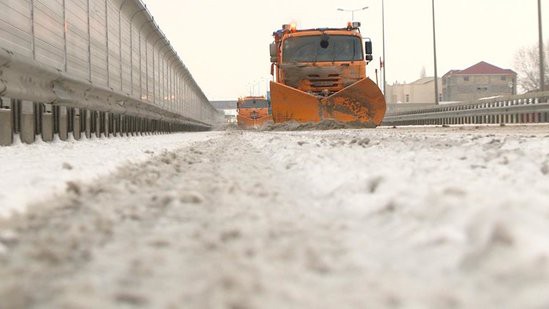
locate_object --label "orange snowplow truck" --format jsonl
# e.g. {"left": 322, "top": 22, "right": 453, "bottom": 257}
{"left": 236, "top": 96, "right": 272, "bottom": 129}
{"left": 269, "top": 22, "right": 386, "bottom": 126}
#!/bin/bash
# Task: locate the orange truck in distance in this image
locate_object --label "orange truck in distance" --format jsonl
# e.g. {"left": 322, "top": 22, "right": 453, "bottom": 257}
{"left": 236, "top": 96, "right": 272, "bottom": 129}
{"left": 269, "top": 22, "right": 386, "bottom": 126}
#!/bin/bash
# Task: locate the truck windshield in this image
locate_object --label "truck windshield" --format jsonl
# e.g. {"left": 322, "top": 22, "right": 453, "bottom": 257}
{"left": 239, "top": 99, "right": 269, "bottom": 108}
{"left": 282, "top": 35, "right": 363, "bottom": 63}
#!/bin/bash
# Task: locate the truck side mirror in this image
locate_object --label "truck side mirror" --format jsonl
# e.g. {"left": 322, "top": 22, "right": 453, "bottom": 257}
{"left": 364, "top": 39, "right": 373, "bottom": 59}
{"left": 270, "top": 43, "right": 278, "bottom": 62}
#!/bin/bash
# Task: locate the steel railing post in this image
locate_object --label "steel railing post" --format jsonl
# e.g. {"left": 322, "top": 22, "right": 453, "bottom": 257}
{"left": 41, "top": 104, "right": 54, "bottom": 142}
{"left": 85, "top": 110, "right": 92, "bottom": 138}
{"left": 73, "top": 108, "right": 81, "bottom": 140}
{"left": 95, "top": 112, "right": 102, "bottom": 138}
{"left": 0, "top": 97, "right": 14, "bottom": 146}
{"left": 20, "top": 101, "right": 36, "bottom": 144}
{"left": 58, "top": 106, "right": 69, "bottom": 141}
{"left": 104, "top": 112, "right": 110, "bottom": 137}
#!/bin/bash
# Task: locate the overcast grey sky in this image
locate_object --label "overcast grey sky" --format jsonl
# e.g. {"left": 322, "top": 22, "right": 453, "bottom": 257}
{"left": 144, "top": 0, "right": 547, "bottom": 100}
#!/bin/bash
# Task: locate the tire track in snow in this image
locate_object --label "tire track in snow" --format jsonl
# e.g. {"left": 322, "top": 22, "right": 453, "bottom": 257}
{"left": 0, "top": 131, "right": 360, "bottom": 309}
{"left": 1, "top": 127, "right": 549, "bottom": 309}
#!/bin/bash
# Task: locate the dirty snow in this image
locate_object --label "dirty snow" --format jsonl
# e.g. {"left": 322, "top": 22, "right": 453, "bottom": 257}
{"left": 1, "top": 125, "right": 549, "bottom": 308}
{"left": 0, "top": 132, "right": 223, "bottom": 217}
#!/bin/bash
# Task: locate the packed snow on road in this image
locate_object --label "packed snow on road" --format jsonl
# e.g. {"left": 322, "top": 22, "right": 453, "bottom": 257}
{"left": 1, "top": 125, "right": 549, "bottom": 308}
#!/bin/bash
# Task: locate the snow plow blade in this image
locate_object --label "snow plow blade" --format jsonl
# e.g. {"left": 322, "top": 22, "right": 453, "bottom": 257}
{"left": 270, "top": 78, "right": 386, "bottom": 126}
{"left": 270, "top": 81, "right": 322, "bottom": 123}
{"left": 237, "top": 113, "right": 272, "bottom": 129}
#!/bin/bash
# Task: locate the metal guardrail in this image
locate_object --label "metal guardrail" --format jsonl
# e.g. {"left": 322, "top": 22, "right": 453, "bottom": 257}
{"left": 0, "top": 0, "right": 223, "bottom": 146}
{"left": 382, "top": 92, "right": 549, "bottom": 126}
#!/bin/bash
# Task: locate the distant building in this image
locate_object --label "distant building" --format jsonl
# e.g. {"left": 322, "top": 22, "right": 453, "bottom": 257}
{"left": 385, "top": 77, "right": 442, "bottom": 104}
{"left": 211, "top": 100, "right": 237, "bottom": 123}
{"left": 442, "top": 61, "right": 517, "bottom": 102}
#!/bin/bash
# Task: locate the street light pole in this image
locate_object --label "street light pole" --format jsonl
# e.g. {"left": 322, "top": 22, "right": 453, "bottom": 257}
{"left": 382, "top": 0, "right": 386, "bottom": 100}
{"left": 539, "top": 0, "right": 545, "bottom": 92}
{"left": 432, "top": 0, "right": 439, "bottom": 105}
{"left": 337, "top": 6, "right": 369, "bottom": 22}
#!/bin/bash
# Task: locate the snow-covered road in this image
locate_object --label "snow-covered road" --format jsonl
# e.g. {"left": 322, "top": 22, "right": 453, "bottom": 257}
{"left": 0, "top": 132, "right": 223, "bottom": 217}
{"left": 1, "top": 125, "right": 549, "bottom": 308}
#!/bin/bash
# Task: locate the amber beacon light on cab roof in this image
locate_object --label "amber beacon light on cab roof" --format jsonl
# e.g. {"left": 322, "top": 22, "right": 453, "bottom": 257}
{"left": 269, "top": 22, "right": 386, "bottom": 126}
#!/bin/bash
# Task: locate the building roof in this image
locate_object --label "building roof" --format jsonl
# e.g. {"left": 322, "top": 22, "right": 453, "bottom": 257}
{"left": 211, "top": 100, "right": 237, "bottom": 110}
{"left": 411, "top": 77, "right": 436, "bottom": 85}
{"left": 443, "top": 70, "right": 461, "bottom": 78}
{"left": 390, "top": 77, "right": 439, "bottom": 86}
{"left": 443, "top": 61, "right": 516, "bottom": 77}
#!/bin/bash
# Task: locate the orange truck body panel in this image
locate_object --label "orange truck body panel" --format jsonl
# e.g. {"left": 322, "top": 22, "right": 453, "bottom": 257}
{"left": 270, "top": 24, "right": 386, "bottom": 126}
{"left": 236, "top": 96, "right": 273, "bottom": 129}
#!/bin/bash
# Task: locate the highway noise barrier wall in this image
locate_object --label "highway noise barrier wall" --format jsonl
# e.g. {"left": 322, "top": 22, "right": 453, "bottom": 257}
{"left": 0, "top": 0, "right": 223, "bottom": 146}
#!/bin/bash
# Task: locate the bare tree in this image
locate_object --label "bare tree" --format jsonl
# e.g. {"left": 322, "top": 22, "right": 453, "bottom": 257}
{"left": 514, "top": 41, "right": 549, "bottom": 93}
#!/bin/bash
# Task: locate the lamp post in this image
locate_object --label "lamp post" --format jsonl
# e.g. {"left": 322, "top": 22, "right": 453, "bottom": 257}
{"left": 432, "top": 0, "right": 439, "bottom": 105}
{"left": 539, "top": 0, "right": 545, "bottom": 92}
{"left": 260, "top": 77, "right": 270, "bottom": 97}
{"left": 247, "top": 82, "right": 254, "bottom": 96}
{"left": 337, "top": 6, "right": 369, "bottom": 22}
{"left": 382, "top": 0, "right": 386, "bottom": 100}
